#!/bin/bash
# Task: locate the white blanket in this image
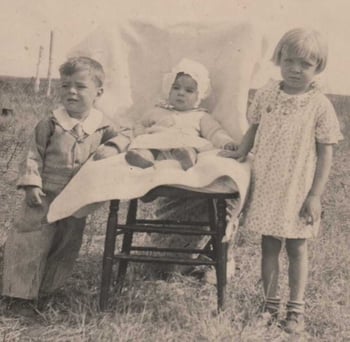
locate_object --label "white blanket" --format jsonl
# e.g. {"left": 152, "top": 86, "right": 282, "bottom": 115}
{"left": 47, "top": 151, "right": 250, "bottom": 223}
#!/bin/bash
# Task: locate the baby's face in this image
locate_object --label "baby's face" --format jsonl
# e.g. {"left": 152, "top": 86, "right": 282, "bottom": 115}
{"left": 168, "top": 74, "right": 199, "bottom": 111}
{"left": 59, "top": 70, "right": 103, "bottom": 118}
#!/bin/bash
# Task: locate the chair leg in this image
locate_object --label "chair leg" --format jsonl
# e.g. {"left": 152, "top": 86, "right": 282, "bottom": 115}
{"left": 207, "top": 199, "right": 217, "bottom": 258}
{"left": 215, "top": 198, "right": 228, "bottom": 312}
{"left": 100, "top": 200, "right": 120, "bottom": 311}
{"left": 115, "top": 199, "right": 137, "bottom": 291}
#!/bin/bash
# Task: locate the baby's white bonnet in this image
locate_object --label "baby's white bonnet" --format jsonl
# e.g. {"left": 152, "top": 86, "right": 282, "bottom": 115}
{"left": 162, "top": 58, "right": 211, "bottom": 106}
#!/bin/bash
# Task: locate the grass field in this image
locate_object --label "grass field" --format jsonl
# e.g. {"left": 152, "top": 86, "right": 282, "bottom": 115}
{"left": 0, "top": 77, "right": 349, "bottom": 341}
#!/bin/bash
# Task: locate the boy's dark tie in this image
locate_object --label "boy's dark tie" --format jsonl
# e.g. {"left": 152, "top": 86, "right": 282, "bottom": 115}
{"left": 73, "top": 123, "right": 85, "bottom": 141}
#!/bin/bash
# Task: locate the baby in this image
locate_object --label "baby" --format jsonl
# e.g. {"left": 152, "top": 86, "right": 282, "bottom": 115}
{"left": 125, "top": 58, "right": 236, "bottom": 170}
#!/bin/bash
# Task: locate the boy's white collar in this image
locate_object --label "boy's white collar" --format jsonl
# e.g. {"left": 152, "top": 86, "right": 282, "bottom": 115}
{"left": 53, "top": 107, "right": 103, "bottom": 135}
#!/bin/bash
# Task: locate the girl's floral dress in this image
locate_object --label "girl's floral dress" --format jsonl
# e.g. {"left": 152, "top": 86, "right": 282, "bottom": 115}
{"left": 244, "top": 80, "right": 343, "bottom": 238}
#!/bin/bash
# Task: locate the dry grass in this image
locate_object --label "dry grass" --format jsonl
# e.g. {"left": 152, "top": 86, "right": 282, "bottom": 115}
{"left": 0, "top": 77, "right": 349, "bottom": 341}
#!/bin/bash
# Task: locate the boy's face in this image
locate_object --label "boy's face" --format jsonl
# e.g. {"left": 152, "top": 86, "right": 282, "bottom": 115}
{"left": 59, "top": 70, "right": 103, "bottom": 118}
{"left": 168, "top": 74, "right": 199, "bottom": 111}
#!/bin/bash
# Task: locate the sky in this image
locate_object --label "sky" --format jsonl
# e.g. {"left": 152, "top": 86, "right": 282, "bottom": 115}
{"left": 1, "top": 0, "right": 350, "bottom": 95}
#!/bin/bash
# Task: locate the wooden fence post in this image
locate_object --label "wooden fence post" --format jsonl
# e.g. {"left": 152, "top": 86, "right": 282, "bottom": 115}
{"left": 46, "top": 30, "right": 54, "bottom": 97}
{"left": 34, "top": 46, "right": 43, "bottom": 93}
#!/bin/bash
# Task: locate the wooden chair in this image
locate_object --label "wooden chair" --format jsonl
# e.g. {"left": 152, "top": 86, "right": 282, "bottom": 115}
{"left": 99, "top": 187, "right": 238, "bottom": 312}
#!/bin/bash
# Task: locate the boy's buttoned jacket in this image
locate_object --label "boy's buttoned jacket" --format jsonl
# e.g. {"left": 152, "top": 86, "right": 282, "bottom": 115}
{"left": 17, "top": 107, "right": 130, "bottom": 195}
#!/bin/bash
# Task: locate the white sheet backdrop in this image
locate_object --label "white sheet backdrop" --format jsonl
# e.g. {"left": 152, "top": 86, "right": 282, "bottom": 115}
{"left": 47, "top": 18, "right": 264, "bottom": 222}
{"left": 69, "top": 18, "right": 263, "bottom": 143}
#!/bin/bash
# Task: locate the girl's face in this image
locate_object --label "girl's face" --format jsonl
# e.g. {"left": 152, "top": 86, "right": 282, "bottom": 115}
{"left": 280, "top": 48, "right": 319, "bottom": 94}
{"left": 60, "top": 70, "right": 103, "bottom": 119}
{"left": 168, "top": 74, "right": 199, "bottom": 111}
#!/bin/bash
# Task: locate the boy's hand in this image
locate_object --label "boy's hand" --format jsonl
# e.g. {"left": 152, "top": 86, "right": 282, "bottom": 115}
{"left": 25, "top": 186, "right": 46, "bottom": 207}
{"left": 93, "top": 145, "right": 120, "bottom": 161}
{"left": 299, "top": 194, "right": 322, "bottom": 225}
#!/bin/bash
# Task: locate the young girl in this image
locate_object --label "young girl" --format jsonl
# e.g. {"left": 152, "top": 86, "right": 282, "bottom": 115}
{"left": 221, "top": 28, "right": 343, "bottom": 333}
{"left": 125, "top": 58, "right": 236, "bottom": 170}
{"left": 2, "top": 57, "right": 129, "bottom": 315}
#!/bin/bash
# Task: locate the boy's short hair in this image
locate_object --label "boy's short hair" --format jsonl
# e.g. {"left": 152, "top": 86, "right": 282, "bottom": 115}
{"left": 271, "top": 28, "right": 328, "bottom": 73}
{"left": 59, "top": 56, "right": 105, "bottom": 87}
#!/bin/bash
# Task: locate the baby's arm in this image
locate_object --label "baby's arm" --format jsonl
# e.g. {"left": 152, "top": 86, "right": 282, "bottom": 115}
{"left": 299, "top": 143, "right": 333, "bottom": 225}
{"left": 200, "top": 113, "right": 236, "bottom": 149}
{"left": 132, "top": 108, "right": 157, "bottom": 136}
{"left": 93, "top": 112, "right": 155, "bottom": 161}
{"left": 134, "top": 107, "right": 175, "bottom": 136}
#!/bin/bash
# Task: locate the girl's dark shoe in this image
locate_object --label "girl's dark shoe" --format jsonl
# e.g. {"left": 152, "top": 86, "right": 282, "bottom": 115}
{"left": 284, "top": 311, "right": 305, "bottom": 334}
{"left": 257, "top": 297, "right": 281, "bottom": 326}
{"left": 258, "top": 306, "right": 280, "bottom": 327}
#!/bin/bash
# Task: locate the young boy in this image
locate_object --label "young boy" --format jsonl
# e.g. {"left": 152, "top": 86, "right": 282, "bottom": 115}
{"left": 2, "top": 56, "right": 129, "bottom": 314}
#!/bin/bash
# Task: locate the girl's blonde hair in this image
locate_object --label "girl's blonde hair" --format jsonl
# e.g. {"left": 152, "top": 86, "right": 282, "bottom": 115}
{"left": 271, "top": 28, "right": 328, "bottom": 73}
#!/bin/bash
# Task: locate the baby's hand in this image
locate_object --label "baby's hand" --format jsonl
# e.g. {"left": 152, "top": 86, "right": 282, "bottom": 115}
{"left": 93, "top": 145, "right": 120, "bottom": 161}
{"left": 156, "top": 115, "right": 175, "bottom": 128}
{"left": 299, "top": 194, "right": 322, "bottom": 225}
{"left": 144, "top": 125, "right": 168, "bottom": 134}
{"left": 25, "top": 186, "right": 46, "bottom": 207}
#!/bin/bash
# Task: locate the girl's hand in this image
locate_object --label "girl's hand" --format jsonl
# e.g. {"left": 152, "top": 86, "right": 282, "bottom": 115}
{"left": 217, "top": 149, "right": 247, "bottom": 162}
{"left": 299, "top": 194, "right": 322, "bottom": 225}
{"left": 93, "top": 145, "right": 120, "bottom": 161}
{"left": 25, "top": 186, "right": 46, "bottom": 207}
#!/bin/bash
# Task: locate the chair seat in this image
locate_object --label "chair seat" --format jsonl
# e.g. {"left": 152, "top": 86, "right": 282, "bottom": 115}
{"left": 141, "top": 185, "right": 236, "bottom": 199}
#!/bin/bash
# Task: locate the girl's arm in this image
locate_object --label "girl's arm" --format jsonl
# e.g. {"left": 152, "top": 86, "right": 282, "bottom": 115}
{"left": 300, "top": 143, "right": 333, "bottom": 224}
{"left": 218, "top": 124, "right": 259, "bottom": 161}
{"left": 236, "top": 124, "right": 259, "bottom": 157}
{"left": 309, "top": 143, "right": 333, "bottom": 196}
